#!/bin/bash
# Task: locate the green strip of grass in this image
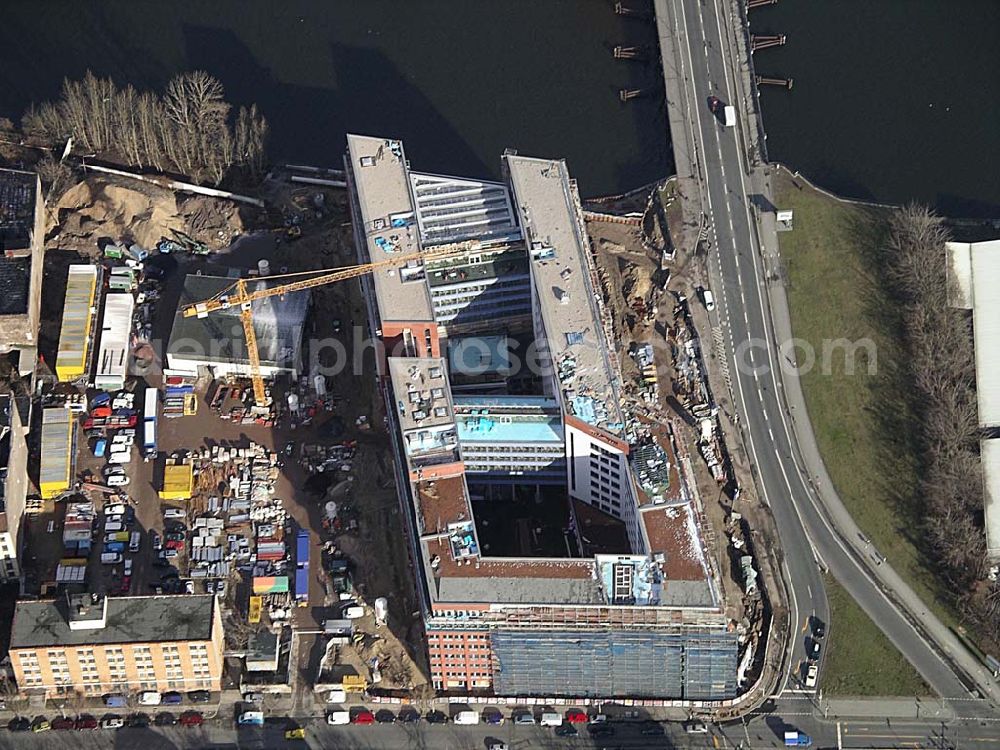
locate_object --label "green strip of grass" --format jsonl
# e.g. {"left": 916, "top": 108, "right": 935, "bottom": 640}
{"left": 775, "top": 168, "right": 958, "bottom": 692}
{"left": 822, "top": 575, "right": 930, "bottom": 696}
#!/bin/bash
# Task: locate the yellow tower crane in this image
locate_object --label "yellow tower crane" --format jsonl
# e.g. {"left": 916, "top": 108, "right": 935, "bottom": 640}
{"left": 181, "top": 239, "right": 491, "bottom": 406}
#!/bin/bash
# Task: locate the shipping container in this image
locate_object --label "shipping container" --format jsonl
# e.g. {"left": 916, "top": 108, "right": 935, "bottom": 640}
{"left": 296, "top": 530, "right": 310, "bottom": 567}
{"left": 295, "top": 567, "right": 309, "bottom": 605}
{"left": 94, "top": 292, "right": 135, "bottom": 391}
{"left": 56, "top": 265, "right": 99, "bottom": 382}
{"left": 160, "top": 463, "right": 193, "bottom": 500}
{"left": 40, "top": 408, "right": 75, "bottom": 498}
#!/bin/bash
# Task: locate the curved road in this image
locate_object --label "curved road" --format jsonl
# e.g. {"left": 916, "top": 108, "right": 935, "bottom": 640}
{"left": 659, "top": 0, "right": 994, "bottom": 709}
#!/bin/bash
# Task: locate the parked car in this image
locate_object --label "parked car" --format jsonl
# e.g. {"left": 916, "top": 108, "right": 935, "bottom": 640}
{"left": 187, "top": 690, "right": 211, "bottom": 703}
{"left": 154, "top": 713, "right": 176, "bottom": 726}
{"left": 554, "top": 724, "right": 578, "bottom": 737}
{"left": 7, "top": 717, "right": 30, "bottom": 732}
{"left": 126, "top": 713, "right": 150, "bottom": 729}
{"left": 351, "top": 710, "right": 375, "bottom": 725}
{"left": 808, "top": 639, "right": 822, "bottom": 659}
{"left": 163, "top": 508, "right": 185, "bottom": 519}
{"left": 107, "top": 474, "right": 130, "bottom": 487}
{"left": 805, "top": 663, "right": 819, "bottom": 688}
{"left": 513, "top": 712, "right": 536, "bottom": 726}
{"left": 93, "top": 438, "right": 107, "bottom": 457}
{"left": 51, "top": 717, "right": 75, "bottom": 730}
{"left": 683, "top": 720, "right": 709, "bottom": 734}
{"left": 565, "top": 709, "right": 587, "bottom": 724}
{"left": 396, "top": 709, "right": 421, "bottom": 724}
{"left": 237, "top": 711, "right": 264, "bottom": 726}
{"left": 641, "top": 721, "right": 665, "bottom": 736}
{"left": 326, "top": 711, "right": 350, "bottom": 726}
{"left": 425, "top": 710, "right": 448, "bottom": 724}
{"left": 162, "top": 691, "right": 183, "bottom": 705}
{"left": 100, "top": 715, "right": 124, "bottom": 729}
{"left": 284, "top": 727, "right": 306, "bottom": 740}
{"left": 179, "top": 711, "right": 204, "bottom": 727}
{"left": 31, "top": 718, "right": 51, "bottom": 732}
{"left": 138, "top": 691, "right": 161, "bottom": 706}
{"left": 74, "top": 715, "right": 98, "bottom": 730}
{"left": 588, "top": 723, "right": 615, "bottom": 738}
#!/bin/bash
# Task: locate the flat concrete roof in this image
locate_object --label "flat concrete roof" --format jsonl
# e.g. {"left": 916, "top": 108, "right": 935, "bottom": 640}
{"left": 346, "top": 134, "right": 433, "bottom": 323}
{"left": 387, "top": 357, "right": 453, "bottom": 432}
{"left": 963, "top": 241, "right": 1000, "bottom": 426}
{"left": 982, "top": 438, "right": 1000, "bottom": 560}
{"left": 11, "top": 594, "right": 216, "bottom": 648}
{"left": 505, "top": 154, "right": 624, "bottom": 434}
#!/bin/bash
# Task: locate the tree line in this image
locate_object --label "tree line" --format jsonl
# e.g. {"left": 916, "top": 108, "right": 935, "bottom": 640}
{"left": 885, "top": 205, "right": 999, "bottom": 634}
{"left": 22, "top": 70, "right": 267, "bottom": 187}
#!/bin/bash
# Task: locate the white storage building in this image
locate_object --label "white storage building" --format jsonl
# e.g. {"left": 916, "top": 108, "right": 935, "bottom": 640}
{"left": 94, "top": 292, "right": 134, "bottom": 391}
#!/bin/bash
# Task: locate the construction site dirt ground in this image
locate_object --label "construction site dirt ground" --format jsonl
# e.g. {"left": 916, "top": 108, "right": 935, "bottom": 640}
{"left": 586, "top": 197, "right": 766, "bottom": 636}
{"left": 24, "top": 177, "right": 430, "bottom": 703}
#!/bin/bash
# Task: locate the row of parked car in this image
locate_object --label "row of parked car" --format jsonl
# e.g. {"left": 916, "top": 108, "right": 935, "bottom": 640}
{"left": 6, "top": 711, "right": 204, "bottom": 732}
{"left": 311, "top": 707, "right": 707, "bottom": 736}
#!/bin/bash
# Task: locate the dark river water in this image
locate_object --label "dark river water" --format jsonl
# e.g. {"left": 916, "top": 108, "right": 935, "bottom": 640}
{"left": 0, "top": 1, "right": 996, "bottom": 214}
{"left": 0, "top": 0, "right": 668, "bottom": 198}
{"left": 753, "top": 0, "right": 1000, "bottom": 217}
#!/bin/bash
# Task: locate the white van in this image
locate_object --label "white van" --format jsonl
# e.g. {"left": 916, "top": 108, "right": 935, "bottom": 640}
{"left": 100, "top": 552, "right": 122, "bottom": 565}
{"left": 540, "top": 712, "right": 562, "bottom": 727}
{"left": 104, "top": 522, "right": 124, "bottom": 533}
{"left": 107, "top": 452, "right": 130, "bottom": 465}
{"left": 453, "top": 710, "right": 480, "bottom": 725}
{"left": 326, "top": 711, "right": 350, "bottom": 725}
{"left": 701, "top": 287, "right": 716, "bottom": 311}
{"left": 138, "top": 691, "right": 161, "bottom": 706}
{"left": 326, "top": 689, "right": 347, "bottom": 704}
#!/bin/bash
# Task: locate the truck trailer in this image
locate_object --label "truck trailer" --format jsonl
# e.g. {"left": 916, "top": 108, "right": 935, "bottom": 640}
{"left": 295, "top": 529, "right": 310, "bottom": 606}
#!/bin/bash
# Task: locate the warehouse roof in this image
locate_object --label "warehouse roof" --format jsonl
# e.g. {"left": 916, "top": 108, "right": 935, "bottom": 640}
{"left": 947, "top": 240, "right": 1000, "bottom": 427}
{"left": 10, "top": 594, "right": 216, "bottom": 648}
{"left": 982, "top": 438, "right": 1000, "bottom": 561}
{"left": 0, "top": 169, "right": 36, "bottom": 252}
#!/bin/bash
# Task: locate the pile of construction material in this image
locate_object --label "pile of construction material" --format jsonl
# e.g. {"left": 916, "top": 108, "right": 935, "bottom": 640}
{"left": 189, "top": 517, "right": 230, "bottom": 577}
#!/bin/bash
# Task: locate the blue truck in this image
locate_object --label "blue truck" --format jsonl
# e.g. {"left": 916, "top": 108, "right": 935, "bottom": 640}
{"left": 295, "top": 530, "right": 310, "bottom": 607}
{"left": 784, "top": 730, "right": 812, "bottom": 747}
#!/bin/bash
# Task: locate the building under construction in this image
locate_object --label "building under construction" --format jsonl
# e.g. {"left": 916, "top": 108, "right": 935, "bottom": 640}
{"left": 346, "top": 135, "right": 738, "bottom": 699}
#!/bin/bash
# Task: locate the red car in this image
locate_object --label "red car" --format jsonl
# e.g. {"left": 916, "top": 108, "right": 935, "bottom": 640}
{"left": 351, "top": 710, "right": 375, "bottom": 725}
{"left": 74, "top": 716, "right": 98, "bottom": 730}
{"left": 179, "top": 711, "right": 204, "bottom": 727}
{"left": 51, "top": 717, "right": 75, "bottom": 730}
{"left": 565, "top": 710, "right": 588, "bottom": 724}
{"left": 91, "top": 406, "right": 112, "bottom": 419}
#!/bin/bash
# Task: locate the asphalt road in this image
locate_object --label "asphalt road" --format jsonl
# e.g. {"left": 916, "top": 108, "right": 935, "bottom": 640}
{"left": 660, "top": 0, "right": 982, "bottom": 705}
{"left": 4, "top": 710, "right": 1000, "bottom": 749}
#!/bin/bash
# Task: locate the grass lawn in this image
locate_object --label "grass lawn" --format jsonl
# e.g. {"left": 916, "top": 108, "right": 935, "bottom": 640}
{"left": 775, "top": 167, "right": 962, "bottom": 689}
{"left": 822, "top": 575, "right": 930, "bottom": 696}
